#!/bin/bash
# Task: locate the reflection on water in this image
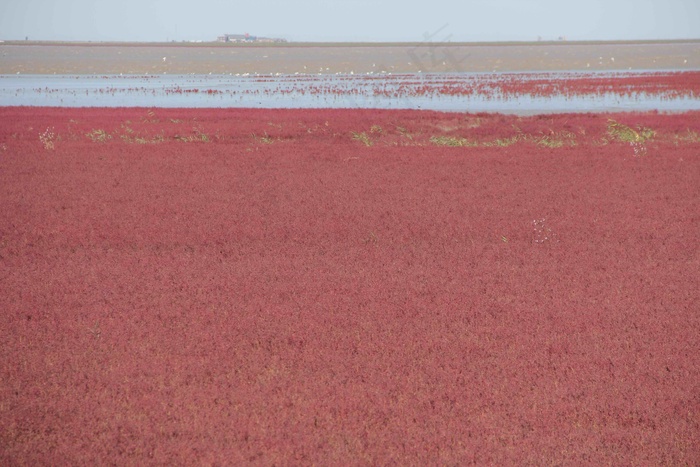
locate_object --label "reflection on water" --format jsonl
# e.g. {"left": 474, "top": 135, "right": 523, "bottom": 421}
{"left": 1, "top": 72, "right": 698, "bottom": 114}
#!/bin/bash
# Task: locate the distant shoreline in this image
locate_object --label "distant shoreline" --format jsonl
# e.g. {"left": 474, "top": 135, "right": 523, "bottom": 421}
{"left": 2, "top": 38, "right": 700, "bottom": 48}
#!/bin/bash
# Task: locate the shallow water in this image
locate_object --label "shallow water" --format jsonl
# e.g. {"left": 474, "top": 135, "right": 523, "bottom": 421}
{"left": 1, "top": 72, "right": 698, "bottom": 114}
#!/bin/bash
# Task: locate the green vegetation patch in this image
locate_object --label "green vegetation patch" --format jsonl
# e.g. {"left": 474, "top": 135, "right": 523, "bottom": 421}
{"left": 606, "top": 119, "right": 655, "bottom": 143}
{"left": 429, "top": 135, "right": 476, "bottom": 147}
{"left": 85, "top": 129, "right": 112, "bottom": 143}
{"left": 351, "top": 131, "right": 373, "bottom": 147}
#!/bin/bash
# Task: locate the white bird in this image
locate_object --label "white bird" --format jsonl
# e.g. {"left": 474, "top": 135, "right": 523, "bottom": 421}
{"left": 163, "top": 57, "right": 167, "bottom": 62}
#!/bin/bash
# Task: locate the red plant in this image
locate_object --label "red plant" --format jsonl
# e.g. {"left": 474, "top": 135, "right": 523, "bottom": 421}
{"left": 1, "top": 107, "right": 699, "bottom": 465}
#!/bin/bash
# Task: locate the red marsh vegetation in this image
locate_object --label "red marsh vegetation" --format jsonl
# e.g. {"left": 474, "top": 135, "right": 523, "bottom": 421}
{"left": 1, "top": 107, "right": 699, "bottom": 464}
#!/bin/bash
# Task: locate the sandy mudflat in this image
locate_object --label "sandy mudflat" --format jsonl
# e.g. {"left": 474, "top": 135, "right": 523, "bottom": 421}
{"left": 1, "top": 40, "right": 699, "bottom": 74}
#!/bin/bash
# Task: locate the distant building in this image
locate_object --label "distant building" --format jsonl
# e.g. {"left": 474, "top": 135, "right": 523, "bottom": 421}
{"left": 217, "top": 33, "right": 286, "bottom": 43}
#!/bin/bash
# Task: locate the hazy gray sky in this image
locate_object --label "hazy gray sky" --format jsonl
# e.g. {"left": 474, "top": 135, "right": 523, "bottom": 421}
{"left": 1, "top": 0, "right": 698, "bottom": 42}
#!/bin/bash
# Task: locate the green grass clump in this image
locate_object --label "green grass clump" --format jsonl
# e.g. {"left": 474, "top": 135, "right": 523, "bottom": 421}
{"left": 533, "top": 131, "right": 577, "bottom": 148}
{"left": 396, "top": 126, "right": 414, "bottom": 140}
{"left": 351, "top": 131, "right": 373, "bottom": 146}
{"left": 252, "top": 132, "right": 275, "bottom": 144}
{"left": 429, "top": 135, "right": 474, "bottom": 147}
{"left": 672, "top": 129, "right": 700, "bottom": 145}
{"left": 86, "top": 129, "right": 111, "bottom": 142}
{"left": 483, "top": 136, "right": 520, "bottom": 147}
{"left": 607, "top": 119, "right": 655, "bottom": 143}
{"left": 175, "top": 128, "right": 210, "bottom": 143}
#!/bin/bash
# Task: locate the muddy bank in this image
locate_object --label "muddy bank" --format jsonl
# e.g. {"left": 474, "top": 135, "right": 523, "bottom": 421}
{"left": 2, "top": 40, "right": 699, "bottom": 74}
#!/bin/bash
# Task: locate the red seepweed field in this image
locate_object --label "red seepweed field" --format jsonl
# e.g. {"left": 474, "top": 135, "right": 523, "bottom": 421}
{"left": 1, "top": 107, "right": 699, "bottom": 464}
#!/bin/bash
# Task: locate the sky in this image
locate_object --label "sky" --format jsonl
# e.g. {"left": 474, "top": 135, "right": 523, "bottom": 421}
{"left": 1, "top": 0, "right": 698, "bottom": 43}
